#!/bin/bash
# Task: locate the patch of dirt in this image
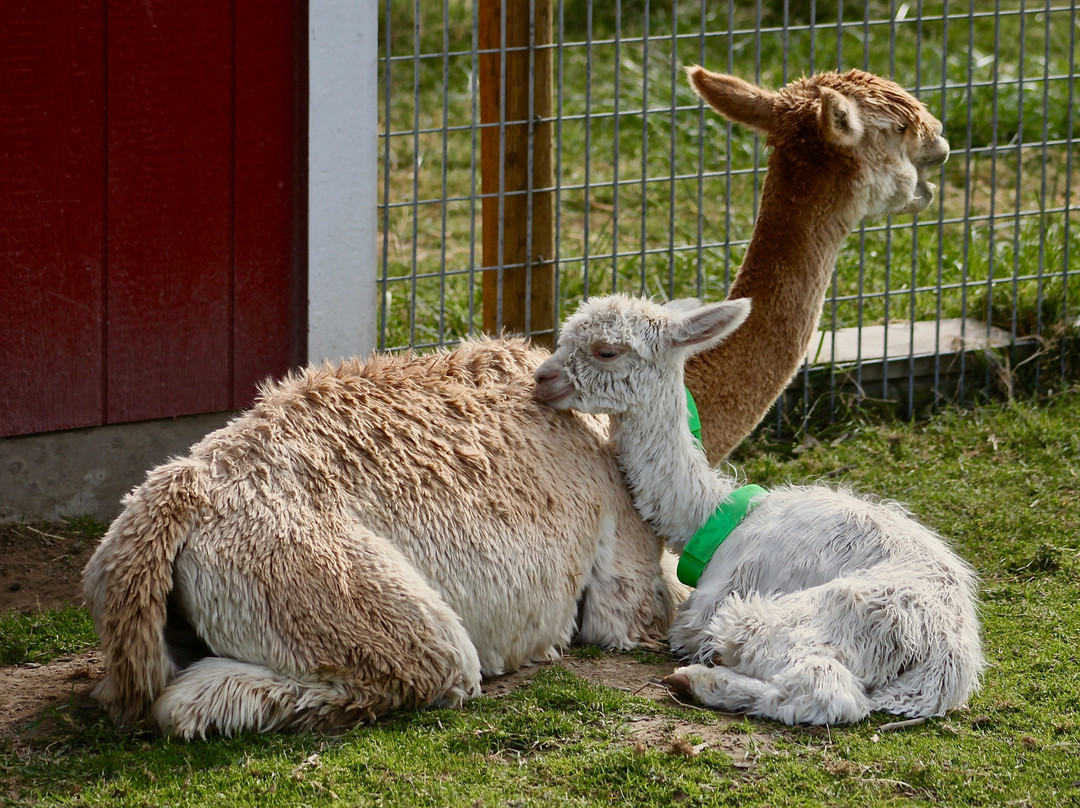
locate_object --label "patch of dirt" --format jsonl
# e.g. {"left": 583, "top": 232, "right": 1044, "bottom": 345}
{"left": 0, "top": 651, "right": 104, "bottom": 741}
{"left": 624, "top": 715, "right": 775, "bottom": 764}
{"left": 483, "top": 651, "right": 677, "bottom": 700}
{"left": 0, "top": 523, "right": 778, "bottom": 759}
{"left": 0, "top": 521, "right": 98, "bottom": 615}
{"left": 486, "top": 654, "right": 779, "bottom": 760}
{"left": 1, "top": 522, "right": 104, "bottom": 742}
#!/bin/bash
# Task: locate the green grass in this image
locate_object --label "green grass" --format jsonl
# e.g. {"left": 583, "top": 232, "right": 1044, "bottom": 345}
{"left": 5, "top": 390, "right": 1080, "bottom": 806}
{"left": 57, "top": 515, "right": 108, "bottom": 541}
{"left": 0, "top": 607, "right": 98, "bottom": 666}
{"left": 376, "top": 0, "right": 1080, "bottom": 352}
{"left": 0, "top": 516, "right": 105, "bottom": 665}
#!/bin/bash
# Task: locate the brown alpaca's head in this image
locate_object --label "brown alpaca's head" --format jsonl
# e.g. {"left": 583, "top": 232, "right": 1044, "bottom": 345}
{"left": 686, "top": 66, "right": 949, "bottom": 221}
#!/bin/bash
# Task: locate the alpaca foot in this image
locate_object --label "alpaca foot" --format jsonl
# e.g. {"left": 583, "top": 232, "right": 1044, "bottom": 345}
{"left": 665, "top": 658, "right": 872, "bottom": 725}
{"left": 430, "top": 671, "right": 482, "bottom": 708}
{"left": 665, "top": 663, "right": 775, "bottom": 715}
{"left": 662, "top": 672, "right": 694, "bottom": 702}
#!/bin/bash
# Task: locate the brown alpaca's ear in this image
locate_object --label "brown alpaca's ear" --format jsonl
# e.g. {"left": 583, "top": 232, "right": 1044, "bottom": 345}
{"left": 685, "top": 66, "right": 776, "bottom": 134}
{"left": 818, "top": 86, "right": 864, "bottom": 149}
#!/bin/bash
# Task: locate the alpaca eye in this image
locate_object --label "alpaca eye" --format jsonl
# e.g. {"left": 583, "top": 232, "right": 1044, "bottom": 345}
{"left": 896, "top": 122, "right": 909, "bottom": 134}
{"left": 593, "top": 346, "right": 620, "bottom": 360}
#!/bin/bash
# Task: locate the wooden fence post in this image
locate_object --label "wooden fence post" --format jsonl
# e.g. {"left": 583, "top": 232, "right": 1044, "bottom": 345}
{"left": 478, "top": 0, "right": 555, "bottom": 348}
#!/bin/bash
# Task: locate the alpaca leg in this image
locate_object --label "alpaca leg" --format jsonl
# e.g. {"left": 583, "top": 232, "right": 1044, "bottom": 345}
{"left": 576, "top": 507, "right": 675, "bottom": 651}
{"left": 696, "top": 591, "right": 805, "bottom": 672}
{"left": 155, "top": 650, "right": 486, "bottom": 739}
{"left": 666, "top": 655, "right": 870, "bottom": 726}
{"left": 153, "top": 658, "right": 378, "bottom": 738}
{"left": 669, "top": 588, "right": 786, "bottom": 665}
{"left": 676, "top": 591, "right": 872, "bottom": 725}
{"left": 163, "top": 519, "right": 482, "bottom": 737}
{"left": 865, "top": 587, "right": 983, "bottom": 719}
{"left": 666, "top": 597, "right": 718, "bottom": 662}
{"left": 868, "top": 631, "right": 981, "bottom": 719}
{"left": 762, "top": 655, "right": 871, "bottom": 725}
{"left": 665, "top": 663, "right": 778, "bottom": 714}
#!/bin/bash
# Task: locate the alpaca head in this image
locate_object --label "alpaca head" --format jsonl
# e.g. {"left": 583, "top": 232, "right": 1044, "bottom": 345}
{"left": 534, "top": 295, "right": 751, "bottom": 415}
{"left": 686, "top": 66, "right": 949, "bottom": 220}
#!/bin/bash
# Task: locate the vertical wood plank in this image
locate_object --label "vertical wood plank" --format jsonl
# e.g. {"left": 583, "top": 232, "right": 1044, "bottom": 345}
{"left": 0, "top": 1, "right": 106, "bottom": 437}
{"left": 479, "top": 0, "right": 555, "bottom": 347}
{"left": 234, "top": 0, "right": 306, "bottom": 404}
{"left": 106, "top": 0, "right": 234, "bottom": 423}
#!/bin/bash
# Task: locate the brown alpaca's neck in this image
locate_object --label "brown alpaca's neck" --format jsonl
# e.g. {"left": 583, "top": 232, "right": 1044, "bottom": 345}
{"left": 686, "top": 150, "right": 858, "bottom": 462}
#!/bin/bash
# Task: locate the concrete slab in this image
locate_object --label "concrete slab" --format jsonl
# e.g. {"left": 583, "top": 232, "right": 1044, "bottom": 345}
{"left": 805, "top": 318, "right": 1015, "bottom": 365}
{"left": 784, "top": 318, "right": 1035, "bottom": 423}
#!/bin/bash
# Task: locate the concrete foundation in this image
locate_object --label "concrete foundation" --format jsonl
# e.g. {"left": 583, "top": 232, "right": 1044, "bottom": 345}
{"left": 0, "top": 412, "right": 234, "bottom": 524}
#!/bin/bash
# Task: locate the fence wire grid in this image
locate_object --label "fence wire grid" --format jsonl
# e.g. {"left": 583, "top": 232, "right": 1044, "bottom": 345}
{"left": 378, "top": 0, "right": 1079, "bottom": 431}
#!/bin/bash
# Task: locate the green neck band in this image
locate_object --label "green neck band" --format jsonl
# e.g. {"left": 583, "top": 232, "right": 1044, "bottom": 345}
{"left": 685, "top": 387, "right": 703, "bottom": 448}
{"left": 676, "top": 484, "right": 767, "bottom": 587}
{"left": 679, "top": 387, "right": 767, "bottom": 587}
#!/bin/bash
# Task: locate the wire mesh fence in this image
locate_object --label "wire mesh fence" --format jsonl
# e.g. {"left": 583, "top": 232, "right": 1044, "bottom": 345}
{"left": 378, "top": 0, "right": 1078, "bottom": 432}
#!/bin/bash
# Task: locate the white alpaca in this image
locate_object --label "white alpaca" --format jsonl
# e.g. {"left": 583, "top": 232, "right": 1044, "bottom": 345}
{"left": 535, "top": 295, "right": 984, "bottom": 725}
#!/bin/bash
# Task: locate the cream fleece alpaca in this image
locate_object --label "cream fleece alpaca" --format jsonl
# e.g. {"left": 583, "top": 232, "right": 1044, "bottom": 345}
{"left": 535, "top": 295, "right": 984, "bottom": 725}
{"left": 84, "top": 341, "right": 675, "bottom": 737}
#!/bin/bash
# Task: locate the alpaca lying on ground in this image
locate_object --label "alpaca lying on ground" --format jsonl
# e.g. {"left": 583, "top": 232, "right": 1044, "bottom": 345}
{"left": 534, "top": 294, "right": 984, "bottom": 725}
{"left": 83, "top": 66, "right": 950, "bottom": 738}
{"left": 84, "top": 343, "right": 677, "bottom": 737}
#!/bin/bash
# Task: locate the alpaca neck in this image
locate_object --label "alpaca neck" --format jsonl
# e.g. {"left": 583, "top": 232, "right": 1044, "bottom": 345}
{"left": 609, "top": 379, "right": 738, "bottom": 551}
{"left": 685, "top": 148, "right": 860, "bottom": 462}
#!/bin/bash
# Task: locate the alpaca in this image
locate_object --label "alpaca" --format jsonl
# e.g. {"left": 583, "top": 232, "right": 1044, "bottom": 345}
{"left": 83, "top": 342, "right": 676, "bottom": 737}
{"left": 534, "top": 294, "right": 983, "bottom": 725}
{"left": 682, "top": 66, "right": 950, "bottom": 461}
{"left": 83, "top": 68, "right": 949, "bottom": 737}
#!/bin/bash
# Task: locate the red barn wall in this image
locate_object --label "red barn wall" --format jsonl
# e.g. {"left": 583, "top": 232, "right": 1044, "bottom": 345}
{"left": 0, "top": 0, "right": 307, "bottom": 438}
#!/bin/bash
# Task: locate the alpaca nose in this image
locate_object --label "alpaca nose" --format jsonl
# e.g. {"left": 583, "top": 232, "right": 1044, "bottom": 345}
{"left": 534, "top": 362, "right": 560, "bottom": 385}
{"left": 924, "top": 136, "right": 949, "bottom": 167}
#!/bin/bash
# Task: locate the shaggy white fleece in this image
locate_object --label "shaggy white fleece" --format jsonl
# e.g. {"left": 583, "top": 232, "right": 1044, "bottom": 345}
{"left": 535, "top": 294, "right": 983, "bottom": 725}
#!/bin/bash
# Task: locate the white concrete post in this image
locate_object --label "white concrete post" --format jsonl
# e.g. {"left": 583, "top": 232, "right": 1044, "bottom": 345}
{"left": 307, "top": 0, "right": 379, "bottom": 364}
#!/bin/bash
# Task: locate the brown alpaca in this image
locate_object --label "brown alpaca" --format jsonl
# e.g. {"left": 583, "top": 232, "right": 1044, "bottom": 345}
{"left": 683, "top": 68, "right": 949, "bottom": 461}
{"left": 83, "top": 69, "right": 947, "bottom": 738}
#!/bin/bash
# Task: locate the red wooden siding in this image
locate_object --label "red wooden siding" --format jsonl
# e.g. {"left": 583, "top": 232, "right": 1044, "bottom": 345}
{"left": 0, "top": 0, "right": 306, "bottom": 438}
{"left": 0, "top": 3, "right": 107, "bottom": 435}
{"left": 106, "top": 0, "right": 235, "bottom": 423}
{"left": 234, "top": 1, "right": 308, "bottom": 406}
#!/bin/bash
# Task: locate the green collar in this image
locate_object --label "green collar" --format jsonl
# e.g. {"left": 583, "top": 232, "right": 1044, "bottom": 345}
{"left": 685, "top": 387, "right": 703, "bottom": 448}
{"left": 676, "top": 484, "right": 767, "bottom": 587}
{"left": 680, "top": 387, "right": 766, "bottom": 587}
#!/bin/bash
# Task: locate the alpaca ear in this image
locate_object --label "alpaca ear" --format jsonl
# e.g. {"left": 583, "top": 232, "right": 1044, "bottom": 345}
{"left": 668, "top": 298, "right": 751, "bottom": 353}
{"left": 686, "top": 66, "right": 776, "bottom": 134}
{"left": 662, "top": 297, "right": 703, "bottom": 313}
{"left": 818, "top": 86, "right": 864, "bottom": 148}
